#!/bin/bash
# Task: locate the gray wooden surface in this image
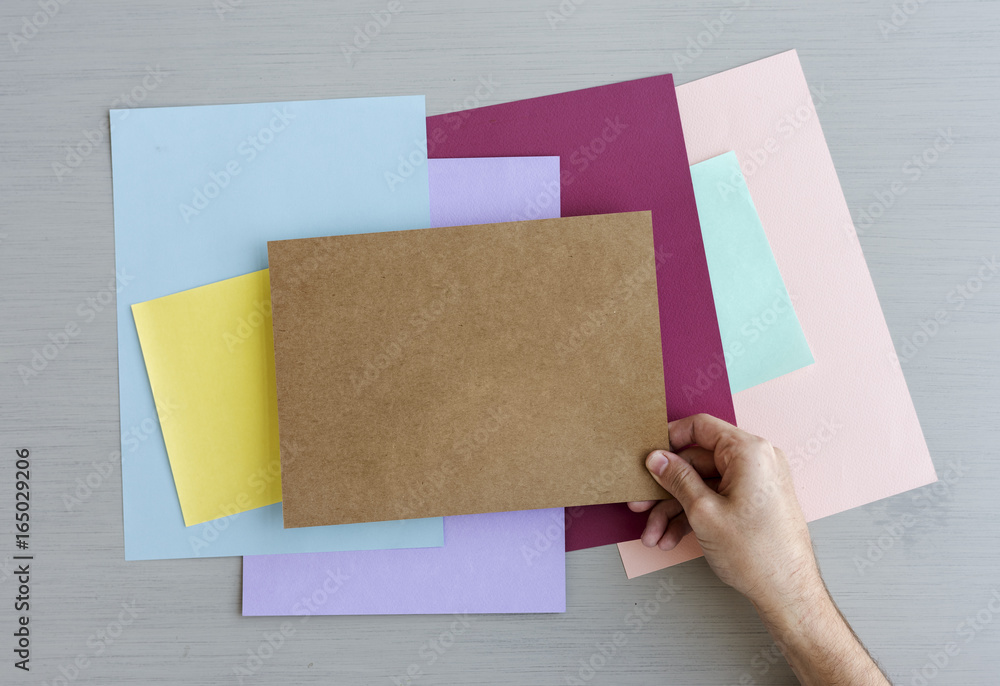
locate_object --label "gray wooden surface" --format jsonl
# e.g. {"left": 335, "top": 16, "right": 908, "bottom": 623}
{"left": 1, "top": 1, "right": 998, "bottom": 684}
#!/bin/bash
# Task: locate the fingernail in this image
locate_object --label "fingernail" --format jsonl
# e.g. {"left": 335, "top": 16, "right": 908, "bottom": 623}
{"left": 647, "top": 451, "right": 669, "bottom": 477}
{"left": 640, "top": 527, "right": 656, "bottom": 547}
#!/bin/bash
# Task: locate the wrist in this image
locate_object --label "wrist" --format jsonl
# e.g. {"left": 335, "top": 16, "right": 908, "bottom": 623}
{"left": 748, "top": 561, "right": 827, "bottom": 629}
{"left": 751, "top": 573, "right": 891, "bottom": 686}
{"left": 753, "top": 576, "right": 845, "bottom": 667}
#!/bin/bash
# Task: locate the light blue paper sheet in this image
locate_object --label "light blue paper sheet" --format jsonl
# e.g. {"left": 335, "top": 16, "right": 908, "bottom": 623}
{"left": 111, "top": 95, "right": 440, "bottom": 559}
{"left": 692, "top": 151, "right": 814, "bottom": 393}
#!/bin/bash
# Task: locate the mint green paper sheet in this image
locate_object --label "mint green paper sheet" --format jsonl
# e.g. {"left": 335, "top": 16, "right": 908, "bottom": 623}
{"left": 692, "top": 151, "right": 814, "bottom": 393}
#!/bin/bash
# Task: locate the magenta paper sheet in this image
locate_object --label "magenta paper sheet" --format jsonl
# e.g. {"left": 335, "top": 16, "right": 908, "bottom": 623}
{"left": 243, "top": 156, "right": 566, "bottom": 615}
{"left": 618, "top": 51, "right": 937, "bottom": 578}
{"left": 427, "top": 74, "right": 735, "bottom": 551}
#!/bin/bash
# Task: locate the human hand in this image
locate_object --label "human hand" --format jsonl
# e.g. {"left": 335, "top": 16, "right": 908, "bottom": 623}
{"left": 629, "top": 414, "right": 891, "bottom": 686}
{"left": 628, "top": 414, "right": 822, "bottom": 610}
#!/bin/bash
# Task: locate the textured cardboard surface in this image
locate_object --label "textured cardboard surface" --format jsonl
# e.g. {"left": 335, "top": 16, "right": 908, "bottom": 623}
{"left": 270, "top": 212, "right": 669, "bottom": 527}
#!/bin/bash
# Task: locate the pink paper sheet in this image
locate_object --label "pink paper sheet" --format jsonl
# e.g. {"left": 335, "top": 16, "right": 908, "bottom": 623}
{"left": 618, "top": 50, "right": 938, "bottom": 578}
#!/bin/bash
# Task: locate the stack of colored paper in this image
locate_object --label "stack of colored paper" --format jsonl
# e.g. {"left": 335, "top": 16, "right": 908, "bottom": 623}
{"left": 110, "top": 49, "right": 936, "bottom": 616}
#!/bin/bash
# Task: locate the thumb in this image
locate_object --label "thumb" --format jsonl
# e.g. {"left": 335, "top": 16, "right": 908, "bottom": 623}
{"left": 646, "top": 450, "right": 716, "bottom": 511}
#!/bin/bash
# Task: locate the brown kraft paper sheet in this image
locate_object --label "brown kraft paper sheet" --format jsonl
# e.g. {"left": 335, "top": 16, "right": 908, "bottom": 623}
{"left": 268, "top": 211, "right": 669, "bottom": 528}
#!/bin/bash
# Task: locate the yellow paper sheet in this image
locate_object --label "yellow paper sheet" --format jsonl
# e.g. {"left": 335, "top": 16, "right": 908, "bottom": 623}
{"left": 131, "top": 269, "right": 281, "bottom": 526}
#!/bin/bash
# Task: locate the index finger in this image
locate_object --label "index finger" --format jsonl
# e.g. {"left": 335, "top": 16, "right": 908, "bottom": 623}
{"left": 668, "top": 413, "right": 743, "bottom": 452}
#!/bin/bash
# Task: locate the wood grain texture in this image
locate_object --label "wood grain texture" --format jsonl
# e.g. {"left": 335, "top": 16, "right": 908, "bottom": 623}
{"left": 0, "top": 0, "right": 997, "bottom": 683}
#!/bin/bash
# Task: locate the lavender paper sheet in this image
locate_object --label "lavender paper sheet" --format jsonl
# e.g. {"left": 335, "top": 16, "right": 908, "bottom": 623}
{"left": 243, "top": 156, "right": 566, "bottom": 616}
{"left": 243, "top": 510, "right": 565, "bottom": 615}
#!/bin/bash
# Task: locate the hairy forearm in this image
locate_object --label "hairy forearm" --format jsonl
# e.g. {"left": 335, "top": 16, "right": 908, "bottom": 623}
{"left": 752, "top": 580, "right": 891, "bottom": 686}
